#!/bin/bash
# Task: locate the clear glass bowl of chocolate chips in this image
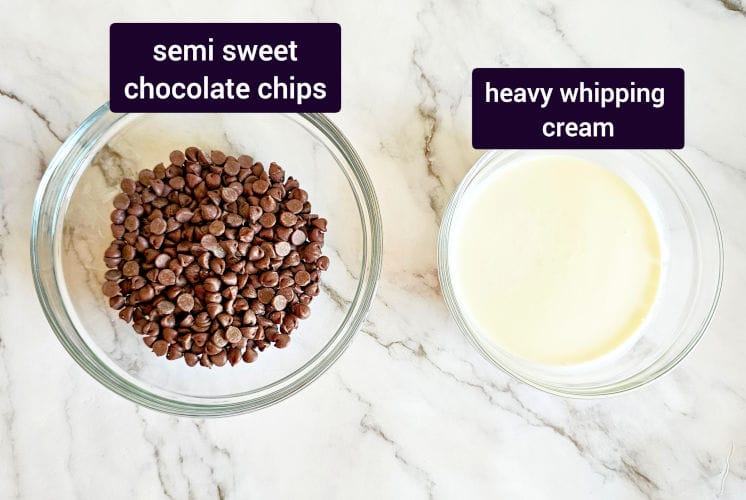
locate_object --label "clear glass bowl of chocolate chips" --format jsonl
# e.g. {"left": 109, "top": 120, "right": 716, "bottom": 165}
{"left": 31, "top": 105, "right": 382, "bottom": 416}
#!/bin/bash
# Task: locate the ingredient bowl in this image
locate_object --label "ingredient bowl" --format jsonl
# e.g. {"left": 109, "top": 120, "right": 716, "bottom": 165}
{"left": 32, "top": 104, "right": 382, "bottom": 416}
{"left": 438, "top": 149, "right": 722, "bottom": 397}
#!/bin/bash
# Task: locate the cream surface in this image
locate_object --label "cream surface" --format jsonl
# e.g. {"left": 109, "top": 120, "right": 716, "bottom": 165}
{"left": 451, "top": 156, "right": 661, "bottom": 365}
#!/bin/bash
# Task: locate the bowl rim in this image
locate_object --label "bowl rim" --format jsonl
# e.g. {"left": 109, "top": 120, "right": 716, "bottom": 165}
{"left": 437, "top": 149, "right": 723, "bottom": 398}
{"left": 31, "top": 104, "right": 383, "bottom": 416}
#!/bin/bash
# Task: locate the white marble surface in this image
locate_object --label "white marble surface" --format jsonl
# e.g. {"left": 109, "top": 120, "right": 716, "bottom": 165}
{"left": 1, "top": 0, "right": 746, "bottom": 498}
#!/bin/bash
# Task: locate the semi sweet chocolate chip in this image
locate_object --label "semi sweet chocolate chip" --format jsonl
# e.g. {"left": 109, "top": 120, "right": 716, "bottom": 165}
{"left": 257, "top": 287, "right": 275, "bottom": 304}
{"left": 122, "top": 260, "right": 140, "bottom": 277}
{"left": 221, "top": 186, "right": 239, "bottom": 203}
{"left": 279, "top": 212, "right": 297, "bottom": 227}
{"left": 158, "top": 269, "right": 176, "bottom": 286}
{"left": 274, "top": 333, "right": 291, "bottom": 348}
{"left": 293, "top": 303, "right": 311, "bottom": 319}
{"left": 156, "top": 300, "right": 175, "bottom": 315}
{"left": 295, "top": 270, "right": 311, "bottom": 286}
{"left": 224, "top": 158, "right": 241, "bottom": 176}
{"left": 113, "top": 193, "right": 131, "bottom": 210}
{"left": 290, "top": 230, "right": 306, "bottom": 246}
{"left": 154, "top": 253, "right": 170, "bottom": 268}
{"left": 225, "top": 326, "right": 242, "bottom": 344}
{"left": 169, "top": 150, "right": 186, "bottom": 165}
{"left": 102, "top": 280, "right": 120, "bottom": 297}
{"left": 124, "top": 215, "right": 139, "bottom": 231}
{"left": 175, "top": 208, "right": 194, "bottom": 223}
{"left": 272, "top": 294, "right": 288, "bottom": 311}
{"left": 259, "top": 213, "right": 276, "bottom": 228}
{"left": 210, "top": 150, "right": 226, "bottom": 165}
{"left": 252, "top": 179, "right": 270, "bottom": 195}
{"left": 150, "top": 218, "right": 167, "bottom": 235}
{"left": 259, "top": 271, "right": 279, "bottom": 287}
{"left": 152, "top": 340, "right": 169, "bottom": 356}
{"left": 201, "top": 204, "right": 219, "bottom": 220}
{"left": 208, "top": 220, "right": 225, "bottom": 236}
{"left": 176, "top": 293, "right": 195, "bottom": 312}
{"left": 121, "top": 178, "right": 137, "bottom": 194}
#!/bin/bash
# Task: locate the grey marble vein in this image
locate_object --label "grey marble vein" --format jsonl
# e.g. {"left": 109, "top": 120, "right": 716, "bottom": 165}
{"left": 0, "top": 88, "right": 63, "bottom": 143}
{"left": 0, "top": 338, "right": 20, "bottom": 500}
{"left": 719, "top": 0, "right": 745, "bottom": 16}
{"left": 320, "top": 282, "right": 351, "bottom": 309}
{"left": 339, "top": 378, "right": 436, "bottom": 500}
{"left": 412, "top": 48, "right": 447, "bottom": 221}
{"left": 133, "top": 409, "right": 177, "bottom": 499}
{"left": 534, "top": 3, "right": 589, "bottom": 66}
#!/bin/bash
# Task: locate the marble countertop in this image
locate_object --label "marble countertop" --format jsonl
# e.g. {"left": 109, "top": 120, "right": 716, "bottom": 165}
{"left": 2, "top": 1, "right": 746, "bottom": 498}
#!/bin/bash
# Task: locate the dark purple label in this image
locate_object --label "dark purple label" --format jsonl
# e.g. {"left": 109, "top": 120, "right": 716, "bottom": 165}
{"left": 472, "top": 68, "right": 684, "bottom": 149}
{"left": 110, "top": 23, "right": 340, "bottom": 113}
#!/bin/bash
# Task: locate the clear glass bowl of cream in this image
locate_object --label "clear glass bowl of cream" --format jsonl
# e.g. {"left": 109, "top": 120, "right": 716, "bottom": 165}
{"left": 438, "top": 150, "right": 722, "bottom": 397}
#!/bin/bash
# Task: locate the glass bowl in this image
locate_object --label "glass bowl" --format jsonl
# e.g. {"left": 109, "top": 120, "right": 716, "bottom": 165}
{"left": 31, "top": 104, "right": 382, "bottom": 416}
{"left": 438, "top": 149, "right": 723, "bottom": 397}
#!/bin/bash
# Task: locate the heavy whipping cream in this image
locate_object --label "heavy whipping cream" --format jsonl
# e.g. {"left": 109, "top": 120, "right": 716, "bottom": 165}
{"left": 450, "top": 156, "right": 661, "bottom": 365}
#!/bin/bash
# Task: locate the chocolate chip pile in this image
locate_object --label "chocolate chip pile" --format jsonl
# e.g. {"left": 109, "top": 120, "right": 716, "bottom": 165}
{"left": 102, "top": 147, "right": 328, "bottom": 367}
